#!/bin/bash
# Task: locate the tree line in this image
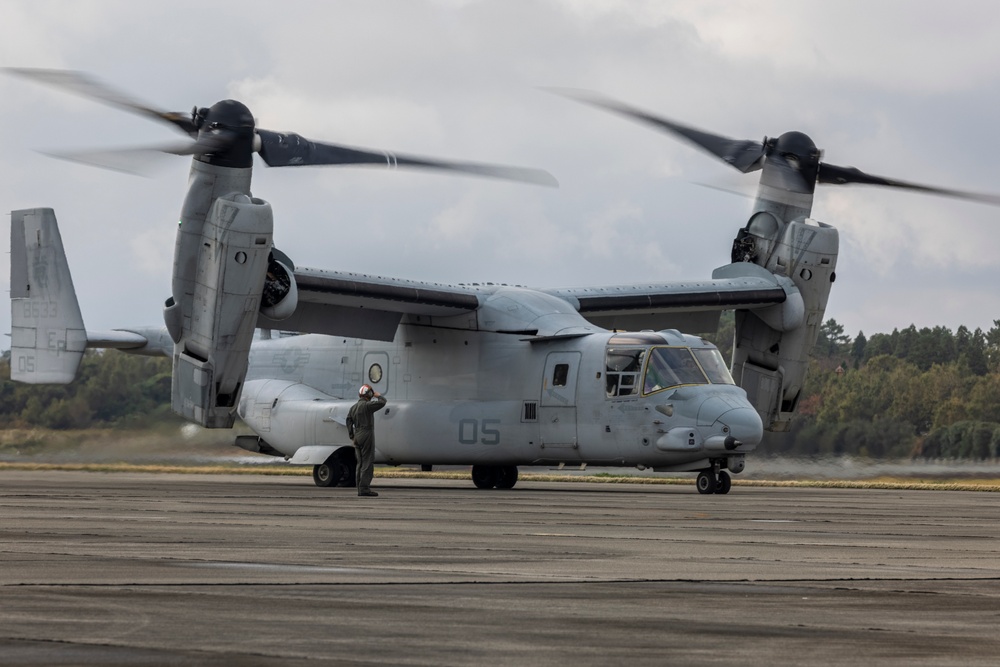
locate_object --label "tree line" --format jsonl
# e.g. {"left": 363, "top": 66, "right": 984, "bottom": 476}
{"left": 762, "top": 319, "right": 1000, "bottom": 459}
{"left": 2, "top": 317, "right": 999, "bottom": 458}
{"left": 0, "top": 351, "right": 174, "bottom": 429}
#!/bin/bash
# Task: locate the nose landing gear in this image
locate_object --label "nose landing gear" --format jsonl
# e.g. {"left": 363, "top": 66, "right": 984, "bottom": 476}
{"left": 696, "top": 466, "right": 732, "bottom": 495}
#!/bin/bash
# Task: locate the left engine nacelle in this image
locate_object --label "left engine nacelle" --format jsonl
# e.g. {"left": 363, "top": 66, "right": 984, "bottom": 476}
{"left": 166, "top": 192, "right": 273, "bottom": 428}
{"left": 238, "top": 379, "right": 353, "bottom": 456}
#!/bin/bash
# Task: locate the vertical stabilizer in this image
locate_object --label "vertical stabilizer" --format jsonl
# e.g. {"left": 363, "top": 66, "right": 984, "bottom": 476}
{"left": 10, "top": 208, "right": 86, "bottom": 383}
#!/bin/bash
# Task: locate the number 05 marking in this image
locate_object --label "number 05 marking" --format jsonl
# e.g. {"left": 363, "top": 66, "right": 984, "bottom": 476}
{"left": 458, "top": 419, "right": 501, "bottom": 445}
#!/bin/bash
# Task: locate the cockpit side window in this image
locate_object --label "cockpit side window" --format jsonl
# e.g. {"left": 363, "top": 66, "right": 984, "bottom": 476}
{"left": 643, "top": 347, "right": 709, "bottom": 394}
{"left": 605, "top": 347, "right": 645, "bottom": 398}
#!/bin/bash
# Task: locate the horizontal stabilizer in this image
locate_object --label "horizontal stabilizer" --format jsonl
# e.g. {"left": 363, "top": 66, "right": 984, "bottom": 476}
{"left": 86, "top": 327, "right": 174, "bottom": 356}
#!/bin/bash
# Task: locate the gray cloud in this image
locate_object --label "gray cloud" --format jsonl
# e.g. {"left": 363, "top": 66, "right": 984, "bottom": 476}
{"left": 1, "top": 0, "right": 998, "bottom": 346}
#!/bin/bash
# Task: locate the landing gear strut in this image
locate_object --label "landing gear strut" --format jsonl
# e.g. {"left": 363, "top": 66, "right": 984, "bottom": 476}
{"left": 696, "top": 463, "right": 732, "bottom": 495}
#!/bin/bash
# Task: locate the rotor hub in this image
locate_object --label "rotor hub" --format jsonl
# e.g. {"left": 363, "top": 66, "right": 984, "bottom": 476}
{"left": 195, "top": 100, "right": 257, "bottom": 169}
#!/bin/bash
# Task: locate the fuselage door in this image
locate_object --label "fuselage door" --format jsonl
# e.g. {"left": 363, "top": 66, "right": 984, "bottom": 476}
{"left": 539, "top": 351, "right": 580, "bottom": 451}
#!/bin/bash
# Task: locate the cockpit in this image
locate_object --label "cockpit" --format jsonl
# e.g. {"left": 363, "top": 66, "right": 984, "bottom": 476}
{"left": 604, "top": 331, "right": 734, "bottom": 398}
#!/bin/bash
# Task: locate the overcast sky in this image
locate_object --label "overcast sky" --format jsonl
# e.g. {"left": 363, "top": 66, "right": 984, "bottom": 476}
{"left": 2, "top": 0, "right": 998, "bottom": 348}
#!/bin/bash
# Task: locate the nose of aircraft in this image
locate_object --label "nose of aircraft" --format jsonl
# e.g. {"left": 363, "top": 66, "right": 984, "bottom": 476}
{"left": 717, "top": 405, "right": 764, "bottom": 448}
{"left": 692, "top": 390, "right": 764, "bottom": 449}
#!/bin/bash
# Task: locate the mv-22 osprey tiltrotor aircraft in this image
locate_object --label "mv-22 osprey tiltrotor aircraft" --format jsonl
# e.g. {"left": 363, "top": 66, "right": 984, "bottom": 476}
{"left": 8, "top": 71, "right": 1000, "bottom": 494}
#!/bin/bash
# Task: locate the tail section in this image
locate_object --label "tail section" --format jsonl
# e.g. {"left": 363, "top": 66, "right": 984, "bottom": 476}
{"left": 10, "top": 208, "right": 87, "bottom": 383}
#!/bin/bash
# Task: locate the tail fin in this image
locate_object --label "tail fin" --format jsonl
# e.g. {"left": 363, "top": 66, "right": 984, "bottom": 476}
{"left": 10, "top": 208, "right": 87, "bottom": 383}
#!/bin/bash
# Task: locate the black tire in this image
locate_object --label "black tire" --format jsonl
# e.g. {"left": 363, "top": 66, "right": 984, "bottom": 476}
{"left": 715, "top": 471, "right": 732, "bottom": 495}
{"left": 334, "top": 449, "right": 357, "bottom": 488}
{"left": 496, "top": 466, "right": 519, "bottom": 489}
{"left": 696, "top": 471, "right": 717, "bottom": 495}
{"left": 471, "top": 465, "right": 500, "bottom": 489}
{"left": 314, "top": 450, "right": 356, "bottom": 488}
{"left": 313, "top": 463, "right": 336, "bottom": 487}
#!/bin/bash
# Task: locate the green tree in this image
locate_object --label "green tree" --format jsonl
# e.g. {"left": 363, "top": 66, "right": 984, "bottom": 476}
{"left": 699, "top": 310, "right": 734, "bottom": 361}
{"left": 0, "top": 350, "right": 173, "bottom": 429}
{"left": 815, "top": 318, "right": 851, "bottom": 359}
{"left": 984, "top": 320, "right": 1000, "bottom": 372}
{"left": 864, "top": 330, "right": 895, "bottom": 361}
{"left": 957, "top": 328, "right": 989, "bottom": 376}
{"left": 850, "top": 331, "right": 867, "bottom": 368}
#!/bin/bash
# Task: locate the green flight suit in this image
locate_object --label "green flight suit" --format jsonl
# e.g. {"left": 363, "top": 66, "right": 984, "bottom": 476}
{"left": 348, "top": 395, "right": 387, "bottom": 494}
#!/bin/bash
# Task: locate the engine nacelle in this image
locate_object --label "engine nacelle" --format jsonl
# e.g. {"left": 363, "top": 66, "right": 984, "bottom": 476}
{"left": 169, "top": 191, "right": 274, "bottom": 428}
{"left": 238, "top": 379, "right": 353, "bottom": 456}
{"left": 724, "top": 213, "right": 839, "bottom": 431}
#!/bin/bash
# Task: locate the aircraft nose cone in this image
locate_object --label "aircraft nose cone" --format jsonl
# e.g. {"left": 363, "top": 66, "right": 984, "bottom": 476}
{"left": 718, "top": 406, "right": 764, "bottom": 447}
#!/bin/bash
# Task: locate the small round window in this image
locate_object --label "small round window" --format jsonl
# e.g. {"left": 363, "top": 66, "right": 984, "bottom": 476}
{"left": 368, "top": 363, "right": 383, "bottom": 383}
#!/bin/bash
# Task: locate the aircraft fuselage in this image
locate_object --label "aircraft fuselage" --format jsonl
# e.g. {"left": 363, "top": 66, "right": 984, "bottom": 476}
{"left": 238, "top": 325, "right": 762, "bottom": 475}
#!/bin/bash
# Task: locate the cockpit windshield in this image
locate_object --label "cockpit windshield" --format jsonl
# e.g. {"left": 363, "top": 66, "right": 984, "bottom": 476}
{"left": 643, "top": 347, "right": 708, "bottom": 394}
{"left": 691, "top": 348, "right": 735, "bottom": 385}
{"left": 641, "top": 347, "right": 735, "bottom": 395}
{"left": 605, "top": 344, "right": 734, "bottom": 398}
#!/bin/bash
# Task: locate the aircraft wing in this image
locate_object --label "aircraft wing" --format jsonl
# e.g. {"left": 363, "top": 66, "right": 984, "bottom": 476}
{"left": 544, "top": 262, "right": 798, "bottom": 334}
{"left": 259, "top": 262, "right": 800, "bottom": 340}
{"left": 257, "top": 267, "right": 482, "bottom": 341}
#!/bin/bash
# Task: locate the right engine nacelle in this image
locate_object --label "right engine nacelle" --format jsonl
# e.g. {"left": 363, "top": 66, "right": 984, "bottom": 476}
{"left": 724, "top": 213, "right": 839, "bottom": 431}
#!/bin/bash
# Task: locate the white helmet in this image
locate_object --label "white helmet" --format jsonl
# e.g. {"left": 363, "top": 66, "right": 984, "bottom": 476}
{"left": 359, "top": 384, "right": 374, "bottom": 398}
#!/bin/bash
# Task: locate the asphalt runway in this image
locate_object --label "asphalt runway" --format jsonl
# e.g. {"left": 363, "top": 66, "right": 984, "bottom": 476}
{"left": 2, "top": 471, "right": 1000, "bottom": 666}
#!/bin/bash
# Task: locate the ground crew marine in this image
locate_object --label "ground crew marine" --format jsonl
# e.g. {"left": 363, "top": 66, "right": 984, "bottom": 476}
{"left": 348, "top": 384, "right": 387, "bottom": 497}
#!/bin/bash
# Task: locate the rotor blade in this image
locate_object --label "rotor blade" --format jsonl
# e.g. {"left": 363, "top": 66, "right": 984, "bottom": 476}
{"left": 4, "top": 68, "right": 198, "bottom": 137}
{"left": 40, "top": 133, "right": 233, "bottom": 176}
{"left": 692, "top": 181, "right": 756, "bottom": 200}
{"left": 818, "top": 162, "right": 1000, "bottom": 206}
{"left": 548, "top": 87, "right": 766, "bottom": 174}
{"left": 256, "top": 129, "right": 557, "bottom": 186}
{"left": 40, "top": 146, "right": 180, "bottom": 176}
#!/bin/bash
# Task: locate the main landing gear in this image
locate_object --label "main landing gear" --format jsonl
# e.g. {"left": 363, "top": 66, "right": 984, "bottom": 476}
{"left": 471, "top": 464, "right": 519, "bottom": 489}
{"left": 696, "top": 468, "right": 732, "bottom": 495}
{"left": 312, "top": 449, "right": 357, "bottom": 488}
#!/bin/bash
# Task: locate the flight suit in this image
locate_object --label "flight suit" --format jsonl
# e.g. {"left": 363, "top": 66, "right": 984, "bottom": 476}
{"left": 348, "top": 394, "right": 387, "bottom": 496}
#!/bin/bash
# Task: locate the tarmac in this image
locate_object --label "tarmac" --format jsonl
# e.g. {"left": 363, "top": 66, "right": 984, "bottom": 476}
{"left": 2, "top": 469, "right": 1000, "bottom": 665}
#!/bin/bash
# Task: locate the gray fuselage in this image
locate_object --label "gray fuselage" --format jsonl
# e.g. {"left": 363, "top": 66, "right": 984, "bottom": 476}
{"left": 238, "top": 325, "right": 762, "bottom": 474}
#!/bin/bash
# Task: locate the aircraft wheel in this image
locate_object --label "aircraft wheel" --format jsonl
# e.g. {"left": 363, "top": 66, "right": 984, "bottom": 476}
{"left": 715, "top": 471, "right": 732, "bottom": 495}
{"left": 334, "top": 450, "right": 357, "bottom": 488}
{"left": 471, "top": 464, "right": 500, "bottom": 489}
{"left": 696, "top": 471, "right": 717, "bottom": 495}
{"left": 313, "top": 451, "right": 356, "bottom": 488}
{"left": 313, "top": 463, "right": 337, "bottom": 487}
{"left": 496, "top": 466, "right": 519, "bottom": 490}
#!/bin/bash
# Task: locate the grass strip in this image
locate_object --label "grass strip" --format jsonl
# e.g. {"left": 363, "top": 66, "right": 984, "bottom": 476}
{"left": 1, "top": 462, "right": 1000, "bottom": 491}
